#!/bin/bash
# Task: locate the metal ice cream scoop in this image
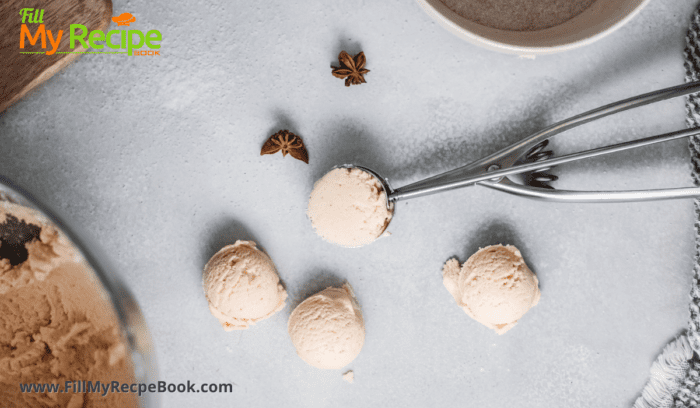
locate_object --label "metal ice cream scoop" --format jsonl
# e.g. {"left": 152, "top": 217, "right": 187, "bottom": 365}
{"left": 341, "top": 82, "right": 700, "bottom": 209}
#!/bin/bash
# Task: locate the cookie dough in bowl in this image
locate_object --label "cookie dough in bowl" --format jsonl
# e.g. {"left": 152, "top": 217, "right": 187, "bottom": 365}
{"left": 0, "top": 200, "right": 139, "bottom": 407}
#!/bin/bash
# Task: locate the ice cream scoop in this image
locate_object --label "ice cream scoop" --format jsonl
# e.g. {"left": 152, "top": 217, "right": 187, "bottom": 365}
{"left": 203, "top": 241, "right": 287, "bottom": 331}
{"left": 443, "top": 244, "right": 541, "bottom": 334}
{"left": 288, "top": 284, "right": 365, "bottom": 369}
{"left": 307, "top": 167, "right": 394, "bottom": 247}
{"left": 329, "top": 84, "right": 700, "bottom": 226}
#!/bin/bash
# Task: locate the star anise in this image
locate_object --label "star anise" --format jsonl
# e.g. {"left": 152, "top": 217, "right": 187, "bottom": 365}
{"left": 331, "top": 51, "right": 370, "bottom": 87}
{"left": 260, "top": 130, "right": 309, "bottom": 164}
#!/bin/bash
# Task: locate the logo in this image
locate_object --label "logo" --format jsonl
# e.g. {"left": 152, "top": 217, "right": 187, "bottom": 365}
{"left": 19, "top": 8, "right": 161, "bottom": 56}
{"left": 112, "top": 13, "right": 135, "bottom": 27}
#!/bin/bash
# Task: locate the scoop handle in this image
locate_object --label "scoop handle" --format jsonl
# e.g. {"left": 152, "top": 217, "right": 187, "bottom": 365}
{"left": 390, "top": 81, "right": 700, "bottom": 202}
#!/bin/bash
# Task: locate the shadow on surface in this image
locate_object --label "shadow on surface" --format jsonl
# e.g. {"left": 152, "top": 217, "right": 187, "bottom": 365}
{"left": 288, "top": 270, "right": 346, "bottom": 313}
{"left": 331, "top": 35, "right": 364, "bottom": 64}
{"left": 386, "top": 108, "right": 552, "bottom": 183}
{"left": 308, "top": 118, "right": 392, "bottom": 186}
{"left": 266, "top": 109, "right": 302, "bottom": 142}
{"left": 385, "top": 25, "right": 685, "bottom": 185}
{"left": 200, "top": 217, "right": 261, "bottom": 271}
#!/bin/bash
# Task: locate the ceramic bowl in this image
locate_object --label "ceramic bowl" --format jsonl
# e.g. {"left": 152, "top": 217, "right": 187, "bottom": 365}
{"left": 416, "top": 0, "right": 651, "bottom": 56}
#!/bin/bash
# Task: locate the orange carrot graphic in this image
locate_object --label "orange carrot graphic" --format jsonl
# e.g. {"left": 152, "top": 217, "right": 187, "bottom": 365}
{"left": 112, "top": 13, "right": 135, "bottom": 26}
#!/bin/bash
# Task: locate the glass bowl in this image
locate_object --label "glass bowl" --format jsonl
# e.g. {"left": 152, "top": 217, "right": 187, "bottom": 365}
{"left": 0, "top": 176, "right": 158, "bottom": 407}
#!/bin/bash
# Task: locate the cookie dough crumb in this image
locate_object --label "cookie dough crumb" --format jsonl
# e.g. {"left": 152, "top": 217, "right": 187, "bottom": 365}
{"left": 343, "top": 371, "right": 354, "bottom": 384}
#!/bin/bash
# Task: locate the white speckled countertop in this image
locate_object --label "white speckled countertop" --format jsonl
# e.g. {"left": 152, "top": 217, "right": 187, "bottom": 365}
{"left": 1, "top": 0, "right": 698, "bottom": 406}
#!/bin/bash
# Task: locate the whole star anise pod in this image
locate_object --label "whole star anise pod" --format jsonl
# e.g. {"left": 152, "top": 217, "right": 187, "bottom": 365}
{"left": 260, "top": 130, "right": 309, "bottom": 164}
{"left": 331, "top": 51, "right": 370, "bottom": 87}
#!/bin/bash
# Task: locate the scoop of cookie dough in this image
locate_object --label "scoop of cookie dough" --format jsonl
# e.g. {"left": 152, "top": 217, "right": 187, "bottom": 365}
{"left": 288, "top": 284, "right": 365, "bottom": 369}
{"left": 203, "top": 240, "right": 287, "bottom": 331}
{"left": 443, "top": 244, "right": 541, "bottom": 334}
{"left": 307, "top": 167, "right": 393, "bottom": 247}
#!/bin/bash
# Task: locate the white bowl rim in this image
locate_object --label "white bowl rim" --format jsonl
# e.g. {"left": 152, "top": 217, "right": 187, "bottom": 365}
{"left": 416, "top": 0, "right": 653, "bottom": 55}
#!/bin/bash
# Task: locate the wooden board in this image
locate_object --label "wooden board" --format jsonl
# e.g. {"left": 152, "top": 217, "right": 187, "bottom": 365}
{"left": 0, "top": 0, "right": 112, "bottom": 114}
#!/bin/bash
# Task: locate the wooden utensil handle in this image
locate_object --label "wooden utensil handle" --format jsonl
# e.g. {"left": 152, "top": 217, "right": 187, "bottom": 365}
{"left": 0, "top": 0, "right": 112, "bottom": 114}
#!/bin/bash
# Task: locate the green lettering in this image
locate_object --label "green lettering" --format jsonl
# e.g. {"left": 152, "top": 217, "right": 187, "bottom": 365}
{"left": 127, "top": 31, "right": 144, "bottom": 55}
{"left": 88, "top": 30, "right": 105, "bottom": 49}
{"left": 105, "top": 30, "right": 121, "bottom": 49}
{"left": 69, "top": 24, "right": 88, "bottom": 49}
{"left": 19, "top": 8, "right": 33, "bottom": 24}
{"left": 145, "top": 30, "right": 161, "bottom": 49}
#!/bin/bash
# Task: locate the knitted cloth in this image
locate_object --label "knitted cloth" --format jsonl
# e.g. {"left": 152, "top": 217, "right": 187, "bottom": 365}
{"left": 632, "top": 6, "right": 700, "bottom": 408}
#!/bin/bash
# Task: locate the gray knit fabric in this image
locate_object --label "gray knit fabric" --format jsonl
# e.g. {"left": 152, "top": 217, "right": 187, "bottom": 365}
{"left": 686, "top": 1, "right": 700, "bottom": 362}
{"left": 631, "top": 6, "right": 700, "bottom": 408}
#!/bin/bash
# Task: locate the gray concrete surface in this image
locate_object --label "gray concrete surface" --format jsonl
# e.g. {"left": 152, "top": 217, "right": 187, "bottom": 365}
{"left": 0, "top": 0, "right": 698, "bottom": 407}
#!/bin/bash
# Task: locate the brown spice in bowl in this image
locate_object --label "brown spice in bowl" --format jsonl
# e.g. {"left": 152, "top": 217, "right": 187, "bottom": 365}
{"left": 440, "top": 0, "right": 598, "bottom": 31}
